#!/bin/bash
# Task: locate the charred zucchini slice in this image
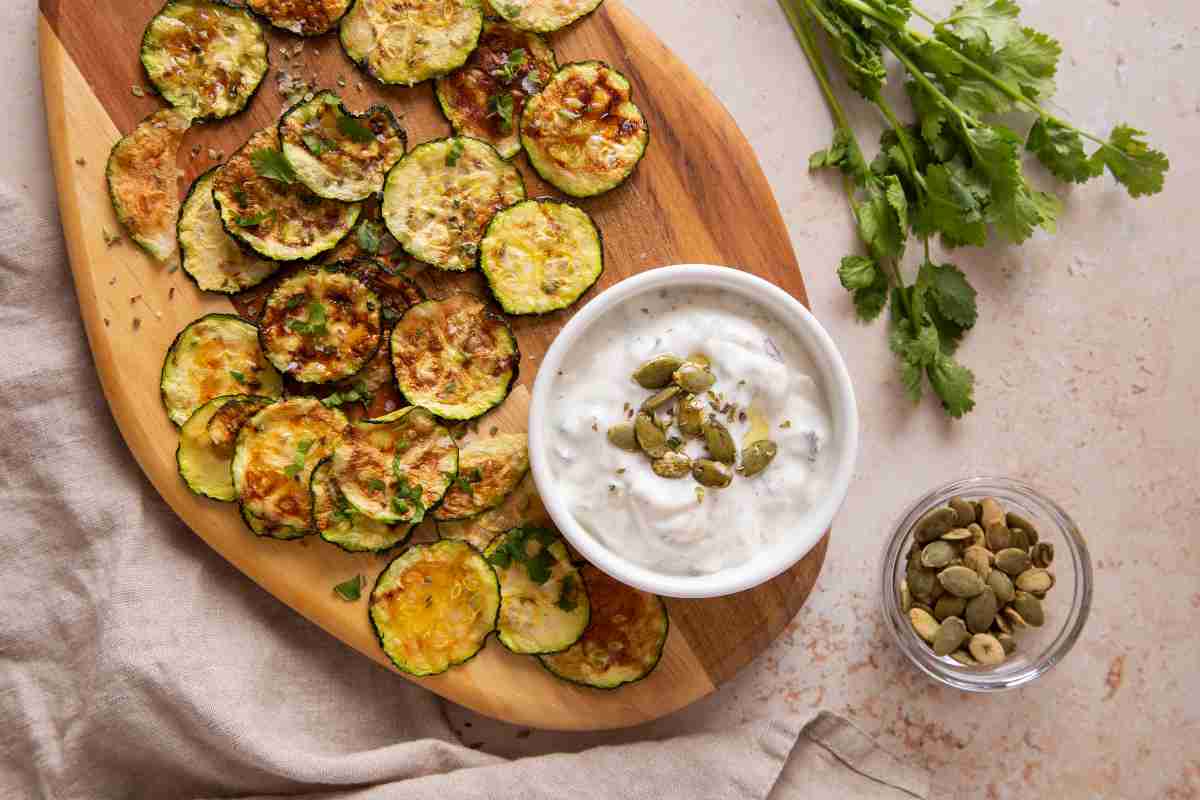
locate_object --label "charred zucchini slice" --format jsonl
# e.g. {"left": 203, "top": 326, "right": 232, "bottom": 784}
{"left": 539, "top": 565, "right": 668, "bottom": 689}
{"left": 381, "top": 137, "right": 525, "bottom": 271}
{"left": 485, "top": 527, "right": 589, "bottom": 654}
{"left": 369, "top": 539, "right": 500, "bottom": 676}
{"left": 160, "top": 314, "right": 284, "bottom": 426}
{"left": 325, "top": 214, "right": 410, "bottom": 274}
{"left": 248, "top": 0, "right": 351, "bottom": 35}
{"left": 331, "top": 407, "right": 458, "bottom": 524}
{"left": 338, "top": 258, "right": 425, "bottom": 324}
{"left": 280, "top": 92, "right": 407, "bottom": 202}
{"left": 437, "top": 471, "right": 547, "bottom": 551}
{"left": 231, "top": 397, "right": 348, "bottom": 539}
{"left": 259, "top": 266, "right": 382, "bottom": 384}
{"left": 177, "top": 394, "right": 273, "bottom": 501}
{"left": 434, "top": 21, "right": 557, "bottom": 160}
{"left": 107, "top": 109, "right": 191, "bottom": 261}
{"left": 140, "top": 0, "right": 269, "bottom": 120}
{"left": 520, "top": 61, "right": 649, "bottom": 197}
{"left": 390, "top": 294, "right": 519, "bottom": 421}
{"left": 212, "top": 126, "right": 362, "bottom": 262}
{"left": 480, "top": 199, "right": 602, "bottom": 315}
{"left": 179, "top": 169, "right": 280, "bottom": 293}
{"left": 433, "top": 433, "right": 529, "bottom": 521}
{"left": 310, "top": 458, "right": 413, "bottom": 552}
{"left": 340, "top": 0, "right": 484, "bottom": 86}
{"left": 491, "top": 0, "right": 602, "bottom": 32}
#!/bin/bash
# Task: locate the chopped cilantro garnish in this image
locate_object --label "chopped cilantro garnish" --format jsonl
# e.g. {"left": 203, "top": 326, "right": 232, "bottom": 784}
{"left": 321, "top": 380, "right": 370, "bottom": 409}
{"left": 494, "top": 48, "right": 527, "bottom": 84}
{"left": 302, "top": 133, "right": 333, "bottom": 156}
{"left": 367, "top": 478, "right": 387, "bottom": 492}
{"left": 445, "top": 139, "right": 464, "bottom": 166}
{"left": 287, "top": 301, "right": 328, "bottom": 337}
{"left": 490, "top": 93, "right": 516, "bottom": 133}
{"left": 283, "top": 439, "right": 314, "bottom": 479}
{"left": 356, "top": 220, "right": 382, "bottom": 254}
{"left": 285, "top": 294, "right": 308, "bottom": 310}
{"left": 556, "top": 575, "right": 578, "bottom": 612}
{"left": 336, "top": 113, "right": 377, "bottom": 143}
{"left": 487, "top": 527, "right": 559, "bottom": 585}
{"left": 250, "top": 148, "right": 297, "bottom": 184}
{"left": 234, "top": 209, "right": 274, "bottom": 227}
{"left": 229, "top": 370, "right": 246, "bottom": 384}
{"left": 333, "top": 574, "right": 363, "bottom": 601}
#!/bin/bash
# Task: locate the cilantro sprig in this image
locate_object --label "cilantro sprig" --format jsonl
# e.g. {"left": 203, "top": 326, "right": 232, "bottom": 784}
{"left": 287, "top": 301, "right": 328, "bottom": 337}
{"left": 493, "top": 48, "right": 527, "bottom": 84}
{"left": 250, "top": 148, "right": 297, "bottom": 184}
{"left": 487, "top": 527, "right": 559, "bottom": 585}
{"left": 283, "top": 439, "right": 314, "bottom": 479}
{"left": 333, "top": 574, "right": 364, "bottom": 601}
{"left": 490, "top": 93, "right": 516, "bottom": 133}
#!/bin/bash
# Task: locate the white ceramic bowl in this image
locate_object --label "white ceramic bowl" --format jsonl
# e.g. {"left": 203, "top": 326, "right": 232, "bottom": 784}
{"left": 528, "top": 264, "right": 859, "bottom": 598}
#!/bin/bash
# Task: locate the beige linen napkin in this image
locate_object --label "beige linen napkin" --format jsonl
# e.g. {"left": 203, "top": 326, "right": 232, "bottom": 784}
{"left": 0, "top": 184, "right": 927, "bottom": 800}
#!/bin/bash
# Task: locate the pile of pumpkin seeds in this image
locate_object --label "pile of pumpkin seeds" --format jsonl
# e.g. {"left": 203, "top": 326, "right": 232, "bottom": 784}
{"left": 605, "top": 353, "right": 778, "bottom": 491}
{"left": 901, "top": 495, "right": 1057, "bottom": 666}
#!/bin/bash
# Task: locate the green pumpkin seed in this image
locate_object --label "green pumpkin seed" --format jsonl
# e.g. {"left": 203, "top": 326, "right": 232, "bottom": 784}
{"left": 1031, "top": 541, "right": 1055, "bottom": 568}
{"left": 950, "top": 649, "right": 978, "bottom": 666}
{"left": 968, "top": 633, "right": 1006, "bottom": 665}
{"left": 965, "top": 588, "right": 998, "bottom": 634}
{"left": 997, "top": 632, "right": 1017, "bottom": 655}
{"left": 993, "top": 612, "right": 1012, "bottom": 634}
{"left": 949, "top": 496, "right": 975, "bottom": 527}
{"left": 634, "top": 412, "right": 668, "bottom": 458}
{"left": 740, "top": 440, "right": 778, "bottom": 477}
{"left": 968, "top": 523, "right": 986, "bottom": 548}
{"left": 933, "top": 595, "right": 966, "bottom": 621}
{"left": 912, "top": 602, "right": 935, "bottom": 617}
{"left": 1008, "top": 528, "right": 1030, "bottom": 551}
{"left": 652, "top": 451, "right": 691, "bottom": 478}
{"left": 914, "top": 507, "right": 959, "bottom": 544}
{"left": 1006, "top": 512, "right": 1040, "bottom": 544}
{"left": 937, "top": 565, "right": 986, "bottom": 598}
{"left": 995, "top": 548, "right": 1032, "bottom": 576}
{"left": 641, "top": 385, "right": 681, "bottom": 411}
{"left": 673, "top": 362, "right": 716, "bottom": 393}
{"left": 941, "top": 527, "right": 973, "bottom": 541}
{"left": 986, "top": 570, "right": 1015, "bottom": 605}
{"left": 907, "top": 566, "right": 937, "bottom": 601}
{"left": 900, "top": 580, "right": 913, "bottom": 613}
{"left": 921, "top": 540, "right": 957, "bottom": 569}
{"left": 985, "top": 523, "right": 1012, "bottom": 551}
{"left": 702, "top": 419, "right": 736, "bottom": 464}
{"left": 1015, "top": 568, "right": 1055, "bottom": 594}
{"left": 909, "top": 608, "right": 940, "bottom": 643}
{"left": 1012, "top": 591, "right": 1046, "bottom": 626}
{"left": 963, "top": 546, "right": 993, "bottom": 581}
{"left": 1003, "top": 606, "right": 1029, "bottom": 628}
{"left": 632, "top": 354, "right": 683, "bottom": 389}
{"left": 692, "top": 459, "right": 732, "bottom": 488}
{"left": 607, "top": 421, "right": 638, "bottom": 451}
{"left": 980, "top": 498, "right": 1004, "bottom": 529}
{"left": 676, "top": 394, "right": 706, "bottom": 436}
{"left": 933, "top": 616, "right": 969, "bottom": 656}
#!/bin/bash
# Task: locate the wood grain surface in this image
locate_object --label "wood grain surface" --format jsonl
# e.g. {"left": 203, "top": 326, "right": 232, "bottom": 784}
{"left": 39, "top": 0, "right": 829, "bottom": 730}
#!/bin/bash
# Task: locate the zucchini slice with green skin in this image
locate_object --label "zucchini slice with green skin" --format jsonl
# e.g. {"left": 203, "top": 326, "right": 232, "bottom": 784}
{"left": 176, "top": 394, "right": 273, "bottom": 501}
{"left": 340, "top": 0, "right": 484, "bottom": 87}
{"left": 369, "top": 539, "right": 500, "bottom": 676}
{"left": 480, "top": 199, "right": 602, "bottom": 315}
{"left": 539, "top": 565, "right": 669, "bottom": 689}
{"left": 437, "top": 471, "right": 547, "bottom": 551}
{"left": 331, "top": 407, "right": 458, "bottom": 524}
{"left": 280, "top": 92, "right": 407, "bottom": 202}
{"left": 107, "top": 109, "right": 191, "bottom": 261}
{"left": 248, "top": 0, "right": 351, "bottom": 36}
{"left": 232, "top": 397, "right": 348, "bottom": 539}
{"left": 520, "top": 61, "right": 649, "bottom": 197}
{"left": 485, "top": 527, "right": 589, "bottom": 654}
{"left": 207, "top": 395, "right": 276, "bottom": 449}
{"left": 338, "top": 258, "right": 426, "bottom": 325}
{"left": 140, "top": 0, "right": 269, "bottom": 121}
{"left": 390, "top": 294, "right": 519, "bottom": 421}
{"left": 433, "top": 433, "right": 529, "bottom": 521}
{"left": 434, "top": 21, "right": 557, "bottom": 160}
{"left": 259, "top": 266, "right": 382, "bottom": 384}
{"left": 310, "top": 458, "right": 413, "bottom": 552}
{"left": 212, "top": 126, "right": 362, "bottom": 262}
{"left": 491, "top": 0, "right": 602, "bottom": 32}
{"left": 160, "top": 313, "right": 284, "bottom": 426}
{"left": 381, "top": 137, "right": 525, "bottom": 271}
{"left": 179, "top": 169, "right": 280, "bottom": 294}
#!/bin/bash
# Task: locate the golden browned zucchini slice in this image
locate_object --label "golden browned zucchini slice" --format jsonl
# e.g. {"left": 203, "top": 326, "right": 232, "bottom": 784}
{"left": 248, "top": 0, "right": 351, "bottom": 35}
{"left": 480, "top": 199, "right": 603, "bottom": 315}
{"left": 232, "top": 397, "right": 348, "bottom": 539}
{"left": 433, "top": 433, "right": 529, "bottom": 521}
{"left": 160, "top": 314, "right": 284, "bottom": 426}
{"left": 381, "top": 137, "right": 525, "bottom": 271}
{"left": 437, "top": 471, "right": 547, "bottom": 550}
{"left": 369, "top": 539, "right": 500, "bottom": 676}
{"left": 280, "top": 92, "right": 407, "bottom": 202}
{"left": 520, "top": 61, "right": 649, "bottom": 197}
{"left": 340, "top": 0, "right": 484, "bottom": 86}
{"left": 434, "top": 21, "right": 557, "bottom": 159}
{"left": 207, "top": 395, "right": 276, "bottom": 449}
{"left": 331, "top": 407, "right": 458, "bottom": 524}
{"left": 140, "top": 0, "right": 269, "bottom": 120}
{"left": 258, "top": 266, "right": 382, "bottom": 384}
{"left": 212, "top": 126, "right": 362, "bottom": 262}
{"left": 539, "top": 565, "right": 669, "bottom": 689}
{"left": 179, "top": 169, "right": 280, "bottom": 293}
{"left": 107, "top": 109, "right": 191, "bottom": 261}
{"left": 491, "top": 0, "right": 602, "bottom": 32}
{"left": 177, "top": 394, "right": 273, "bottom": 501}
{"left": 310, "top": 458, "right": 413, "bottom": 552}
{"left": 485, "top": 527, "right": 589, "bottom": 654}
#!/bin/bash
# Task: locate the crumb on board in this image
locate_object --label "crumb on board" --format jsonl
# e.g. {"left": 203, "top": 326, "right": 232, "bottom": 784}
{"left": 75, "top": 157, "right": 86, "bottom": 167}
{"left": 131, "top": 85, "right": 145, "bottom": 98}
{"left": 168, "top": 287, "right": 176, "bottom": 300}
{"left": 102, "top": 229, "right": 121, "bottom": 248}
{"left": 132, "top": 318, "right": 142, "bottom": 331}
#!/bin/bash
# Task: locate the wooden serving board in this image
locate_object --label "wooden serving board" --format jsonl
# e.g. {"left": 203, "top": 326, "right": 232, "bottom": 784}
{"left": 39, "top": 0, "right": 829, "bottom": 730}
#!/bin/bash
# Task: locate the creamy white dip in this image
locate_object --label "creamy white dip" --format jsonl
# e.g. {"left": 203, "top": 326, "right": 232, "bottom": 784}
{"left": 545, "top": 287, "right": 834, "bottom": 575}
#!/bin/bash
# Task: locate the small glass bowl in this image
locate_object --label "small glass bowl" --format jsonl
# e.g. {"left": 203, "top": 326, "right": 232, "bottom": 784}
{"left": 881, "top": 477, "right": 1092, "bottom": 691}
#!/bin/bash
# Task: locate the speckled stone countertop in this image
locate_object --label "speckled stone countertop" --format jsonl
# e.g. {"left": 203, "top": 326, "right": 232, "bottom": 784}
{"left": 10, "top": 1, "right": 1198, "bottom": 797}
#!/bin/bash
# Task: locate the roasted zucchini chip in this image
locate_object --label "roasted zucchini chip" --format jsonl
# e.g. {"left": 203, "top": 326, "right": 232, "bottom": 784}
{"left": 325, "top": 214, "right": 410, "bottom": 273}
{"left": 369, "top": 539, "right": 500, "bottom": 676}
{"left": 521, "top": 61, "right": 649, "bottom": 197}
{"left": 160, "top": 314, "right": 284, "bottom": 426}
{"left": 177, "top": 394, "right": 273, "bottom": 501}
{"left": 107, "top": 109, "right": 191, "bottom": 261}
{"left": 331, "top": 407, "right": 458, "bottom": 524}
{"left": 390, "top": 294, "right": 519, "bottom": 421}
{"left": 232, "top": 397, "right": 348, "bottom": 539}
{"left": 140, "top": 0, "right": 269, "bottom": 120}
{"left": 248, "top": 0, "right": 351, "bottom": 35}
{"left": 212, "top": 126, "right": 362, "bottom": 262}
{"left": 484, "top": 527, "right": 589, "bottom": 654}
{"left": 434, "top": 21, "right": 557, "bottom": 159}
{"left": 338, "top": 258, "right": 426, "bottom": 324}
{"left": 433, "top": 433, "right": 529, "bottom": 521}
{"left": 491, "top": 0, "right": 602, "bottom": 32}
{"left": 539, "top": 565, "right": 668, "bottom": 689}
{"left": 381, "top": 137, "right": 525, "bottom": 271}
{"left": 207, "top": 395, "right": 276, "bottom": 449}
{"left": 259, "top": 266, "right": 382, "bottom": 384}
{"left": 480, "top": 199, "right": 602, "bottom": 315}
{"left": 437, "top": 471, "right": 547, "bottom": 551}
{"left": 340, "top": 0, "right": 484, "bottom": 86}
{"left": 310, "top": 458, "right": 413, "bottom": 552}
{"left": 280, "top": 92, "right": 407, "bottom": 202}
{"left": 178, "top": 169, "right": 280, "bottom": 293}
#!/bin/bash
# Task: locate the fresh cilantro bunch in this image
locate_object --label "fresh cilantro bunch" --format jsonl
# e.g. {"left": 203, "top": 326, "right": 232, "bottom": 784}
{"left": 781, "top": 0, "right": 1169, "bottom": 417}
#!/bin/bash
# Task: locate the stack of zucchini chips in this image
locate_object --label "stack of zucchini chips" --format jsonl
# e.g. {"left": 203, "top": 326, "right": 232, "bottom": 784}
{"left": 116, "top": 0, "right": 665, "bottom": 687}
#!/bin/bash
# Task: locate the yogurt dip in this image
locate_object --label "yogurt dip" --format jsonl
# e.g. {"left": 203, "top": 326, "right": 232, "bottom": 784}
{"left": 544, "top": 286, "right": 834, "bottom": 576}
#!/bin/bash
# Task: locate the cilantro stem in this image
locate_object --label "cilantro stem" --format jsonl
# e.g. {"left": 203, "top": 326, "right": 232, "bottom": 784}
{"left": 875, "top": 94, "right": 927, "bottom": 192}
